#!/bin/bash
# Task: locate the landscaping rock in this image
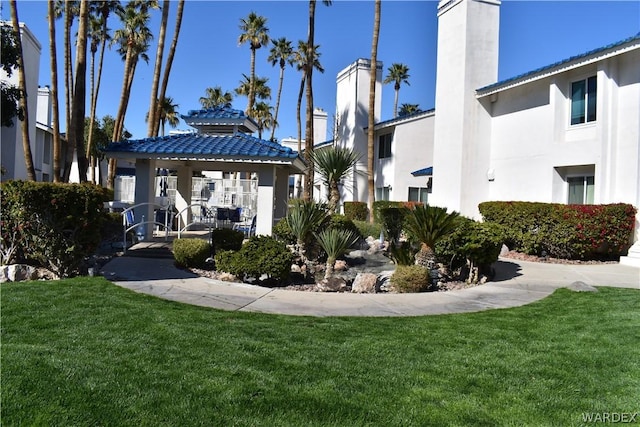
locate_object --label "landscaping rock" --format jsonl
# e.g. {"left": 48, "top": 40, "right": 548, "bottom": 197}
{"left": 567, "top": 281, "right": 598, "bottom": 292}
{"left": 0, "top": 264, "right": 38, "bottom": 283}
{"left": 351, "top": 273, "right": 378, "bottom": 293}
{"left": 317, "top": 277, "right": 348, "bottom": 292}
{"left": 377, "top": 270, "right": 394, "bottom": 292}
{"left": 334, "top": 259, "right": 348, "bottom": 272}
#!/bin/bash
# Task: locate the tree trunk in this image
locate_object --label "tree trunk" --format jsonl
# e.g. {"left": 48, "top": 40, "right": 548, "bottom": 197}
{"left": 367, "top": 0, "right": 381, "bottom": 223}
{"left": 9, "top": 0, "right": 36, "bottom": 181}
{"left": 48, "top": 1, "right": 62, "bottom": 182}
{"left": 271, "top": 62, "right": 285, "bottom": 141}
{"left": 296, "top": 74, "right": 305, "bottom": 199}
{"left": 61, "top": 1, "right": 74, "bottom": 182}
{"left": 303, "top": 0, "right": 316, "bottom": 201}
{"left": 324, "top": 256, "right": 336, "bottom": 280}
{"left": 87, "top": 15, "right": 108, "bottom": 184}
{"left": 147, "top": 0, "right": 169, "bottom": 137}
{"left": 393, "top": 87, "right": 399, "bottom": 118}
{"left": 247, "top": 47, "right": 256, "bottom": 116}
{"left": 108, "top": 47, "right": 134, "bottom": 189}
{"left": 154, "top": 0, "right": 184, "bottom": 137}
{"left": 72, "top": 0, "right": 89, "bottom": 182}
{"left": 328, "top": 180, "right": 340, "bottom": 215}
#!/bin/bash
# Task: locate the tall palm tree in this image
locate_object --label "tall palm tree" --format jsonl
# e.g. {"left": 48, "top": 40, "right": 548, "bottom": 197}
{"left": 147, "top": 0, "right": 170, "bottom": 137}
{"left": 398, "top": 103, "right": 420, "bottom": 117}
{"left": 292, "top": 41, "right": 323, "bottom": 153}
{"left": 367, "top": 0, "right": 381, "bottom": 223}
{"left": 235, "top": 74, "right": 271, "bottom": 103}
{"left": 152, "top": 0, "right": 185, "bottom": 137}
{"left": 199, "top": 86, "right": 233, "bottom": 109}
{"left": 383, "top": 63, "right": 410, "bottom": 118}
{"left": 157, "top": 96, "right": 179, "bottom": 136}
{"left": 267, "top": 37, "right": 294, "bottom": 141}
{"left": 69, "top": 0, "right": 90, "bottom": 182}
{"left": 9, "top": 0, "right": 35, "bottom": 181}
{"left": 47, "top": 1, "right": 62, "bottom": 182}
{"left": 251, "top": 101, "right": 274, "bottom": 139}
{"left": 303, "top": 0, "right": 332, "bottom": 201}
{"left": 86, "top": 1, "right": 120, "bottom": 183}
{"left": 311, "top": 146, "right": 360, "bottom": 215}
{"left": 108, "top": 0, "right": 156, "bottom": 188}
{"left": 404, "top": 205, "right": 460, "bottom": 268}
{"left": 238, "top": 12, "right": 269, "bottom": 117}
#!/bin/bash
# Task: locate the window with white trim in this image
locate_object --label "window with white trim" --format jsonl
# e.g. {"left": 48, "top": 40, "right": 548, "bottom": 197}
{"left": 408, "top": 187, "right": 428, "bottom": 203}
{"left": 376, "top": 186, "right": 390, "bottom": 201}
{"left": 378, "top": 133, "right": 392, "bottom": 159}
{"left": 570, "top": 76, "right": 597, "bottom": 125}
{"left": 567, "top": 175, "right": 594, "bottom": 204}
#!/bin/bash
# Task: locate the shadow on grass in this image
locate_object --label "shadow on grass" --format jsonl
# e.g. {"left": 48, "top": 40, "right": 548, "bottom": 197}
{"left": 491, "top": 260, "right": 523, "bottom": 282}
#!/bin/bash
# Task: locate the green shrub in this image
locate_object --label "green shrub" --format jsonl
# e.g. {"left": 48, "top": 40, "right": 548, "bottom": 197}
{"left": 392, "top": 265, "right": 431, "bottom": 293}
{"left": 173, "top": 238, "right": 211, "bottom": 268}
{"left": 0, "top": 180, "right": 109, "bottom": 277}
{"left": 272, "top": 218, "right": 295, "bottom": 244}
{"left": 388, "top": 241, "right": 417, "bottom": 266}
{"left": 372, "top": 200, "right": 404, "bottom": 223}
{"left": 215, "top": 236, "right": 293, "bottom": 284}
{"left": 323, "top": 214, "right": 361, "bottom": 240}
{"left": 435, "top": 217, "right": 504, "bottom": 281}
{"left": 344, "top": 201, "right": 368, "bottom": 221}
{"left": 210, "top": 228, "right": 244, "bottom": 252}
{"left": 379, "top": 207, "right": 407, "bottom": 243}
{"left": 479, "top": 201, "right": 636, "bottom": 259}
{"left": 353, "top": 220, "right": 383, "bottom": 240}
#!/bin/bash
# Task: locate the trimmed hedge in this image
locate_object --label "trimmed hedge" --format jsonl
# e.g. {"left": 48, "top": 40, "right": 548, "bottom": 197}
{"left": 479, "top": 201, "right": 636, "bottom": 260}
{"left": 353, "top": 220, "right": 383, "bottom": 240}
{"left": 391, "top": 265, "right": 431, "bottom": 293}
{"left": 173, "top": 238, "right": 211, "bottom": 268}
{"left": 379, "top": 207, "right": 407, "bottom": 243}
{"left": 344, "top": 201, "right": 368, "bottom": 221}
{"left": 214, "top": 235, "right": 293, "bottom": 283}
{"left": 0, "top": 180, "right": 109, "bottom": 277}
{"left": 372, "top": 201, "right": 404, "bottom": 223}
{"left": 210, "top": 228, "right": 244, "bottom": 252}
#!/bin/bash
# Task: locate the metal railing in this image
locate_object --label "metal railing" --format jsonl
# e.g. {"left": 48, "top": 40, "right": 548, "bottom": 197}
{"left": 121, "top": 202, "right": 173, "bottom": 252}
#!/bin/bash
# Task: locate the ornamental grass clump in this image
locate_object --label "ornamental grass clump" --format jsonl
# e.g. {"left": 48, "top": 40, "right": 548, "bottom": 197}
{"left": 314, "top": 228, "right": 359, "bottom": 279}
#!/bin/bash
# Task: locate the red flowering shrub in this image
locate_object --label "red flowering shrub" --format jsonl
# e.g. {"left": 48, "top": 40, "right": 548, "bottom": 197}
{"left": 479, "top": 201, "right": 636, "bottom": 260}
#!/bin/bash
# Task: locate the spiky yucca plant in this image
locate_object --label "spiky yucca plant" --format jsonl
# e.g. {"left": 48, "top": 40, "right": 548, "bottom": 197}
{"left": 404, "top": 205, "right": 460, "bottom": 268}
{"left": 314, "top": 228, "right": 358, "bottom": 279}
{"left": 311, "top": 146, "right": 360, "bottom": 214}
{"left": 285, "top": 199, "right": 327, "bottom": 261}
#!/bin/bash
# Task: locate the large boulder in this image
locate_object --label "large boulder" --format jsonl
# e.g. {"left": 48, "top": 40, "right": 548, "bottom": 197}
{"left": 351, "top": 273, "right": 378, "bottom": 293}
{"left": 0, "top": 264, "right": 39, "bottom": 283}
{"left": 317, "top": 277, "right": 348, "bottom": 292}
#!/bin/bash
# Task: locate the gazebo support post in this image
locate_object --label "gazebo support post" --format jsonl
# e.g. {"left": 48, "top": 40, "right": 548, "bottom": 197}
{"left": 134, "top": 159, "right": 157, "bottom": 240}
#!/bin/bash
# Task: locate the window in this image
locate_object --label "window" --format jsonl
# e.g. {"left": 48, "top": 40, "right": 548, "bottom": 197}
{"left": 571, "top": 76, "right": 596, "bottom": 125}
{"left": 567, "top": 176, "right": 594, "bottom": 204}
{"left": 378, "top": 134, "right": 392, "bottom": 159}
{"left": 376, "top": 186, "right": 390, "bottom": 201}
{"left": 408, "top": 187, "right": 429, "bottom": 203}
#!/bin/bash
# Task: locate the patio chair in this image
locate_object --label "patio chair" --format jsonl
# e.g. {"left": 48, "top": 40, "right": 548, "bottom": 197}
{"left": 233, "top": 216, "right": 256, "bottom": 238}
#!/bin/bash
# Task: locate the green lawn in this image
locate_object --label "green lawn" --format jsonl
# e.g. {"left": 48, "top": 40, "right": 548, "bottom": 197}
{"left": 2, "top": 278, "right": 639, "bottom": 426}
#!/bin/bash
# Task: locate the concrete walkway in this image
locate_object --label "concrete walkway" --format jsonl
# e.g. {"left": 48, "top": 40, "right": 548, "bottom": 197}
{"left": 100, "top": 257, "right": 639, "bottom": 317}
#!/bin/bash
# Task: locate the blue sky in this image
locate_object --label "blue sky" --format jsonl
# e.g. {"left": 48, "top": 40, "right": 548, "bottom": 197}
{"left": 2, "top": 0, "right": 639, "bottom": 141}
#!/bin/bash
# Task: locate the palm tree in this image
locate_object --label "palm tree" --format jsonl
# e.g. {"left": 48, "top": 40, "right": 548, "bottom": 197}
{"left": 238, "top": 12, "right": 269, "bottom": 117}
{"left": 199, "top": 86, "right": 233, "bottom": 109}
{"left": 285, "top": 199, "right": 327, "bottom": 262}
{"left": 367, "top": 0, "right": 381, "bottom": 223}
{"left": 404, "top": 205, "right": 460, "bottom": 268}
{"left": 9, "top": 0, "right": 35, "bottom": 181}
{"left": 292, "top": 41, "right": 323, "bottom": 153}
{"left": 303, "top": 0, "right": 332, "bottom": 201}
{"left": 315, "top": 228, "right": 358, "bottom": 279}
{"left": 147, "top": 0, "right": 170, "bottom": 137}
{"left": 151, "top": 0, "right": 185, "bottom": 137}
{"left": 86, "top": 1, "right": 120, "bottom": 183}
{"left": 311, "top": 146, "right": 360, "bottom": 215}
{"left": 152, "top": 96, "right": 179, "bottom": 136}
{"left": 235, "top": 74, "right": 271, "bottom": 103}
{"left": 399, "top": 103, "right": 421, "bottom": 117}
{"left": 47, "top": 0, "right": 62, "bottom": 182}
{"left": 108, "top": 0, "right": 156, "bottom": 188}
{"left": 267, "top": 37, "right": 294, "bottom": 141}
{"left": 251, "top": 101, "right": 274, "bottom": 139}
{"left": 383, "top": 63, "right": 410, "bottom": 118}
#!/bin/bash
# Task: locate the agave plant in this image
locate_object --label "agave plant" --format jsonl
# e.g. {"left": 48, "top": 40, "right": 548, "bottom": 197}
{"left": 285, "top": 199, "right": 327, "bottom": 261}
{"left": 403, "top": 204, "right": 460, "bottom": 268}
{"left": 315, "top": 228, "right": 359, "bottom": 279}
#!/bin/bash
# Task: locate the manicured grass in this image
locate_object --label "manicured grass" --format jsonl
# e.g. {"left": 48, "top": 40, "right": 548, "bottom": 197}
{"left": 2, "top": 278, "right": 639, "bottom": 426}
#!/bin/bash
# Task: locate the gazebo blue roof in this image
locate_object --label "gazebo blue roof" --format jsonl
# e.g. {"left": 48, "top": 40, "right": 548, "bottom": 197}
{"left": 105, "top": 132, "right": 299, "bottom": 160}
{"left": 182, "top": 107, "right": 248, "bottom": 121}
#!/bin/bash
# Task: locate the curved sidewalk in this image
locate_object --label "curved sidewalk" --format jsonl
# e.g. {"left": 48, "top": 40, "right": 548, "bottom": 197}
{"left": 100, "top": 257, "right": 639, "bottom": 317}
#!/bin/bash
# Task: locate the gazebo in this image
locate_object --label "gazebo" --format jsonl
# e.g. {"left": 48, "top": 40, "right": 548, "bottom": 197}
{"left": 104, "top": 107, "right": 305, "bottom": 237}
